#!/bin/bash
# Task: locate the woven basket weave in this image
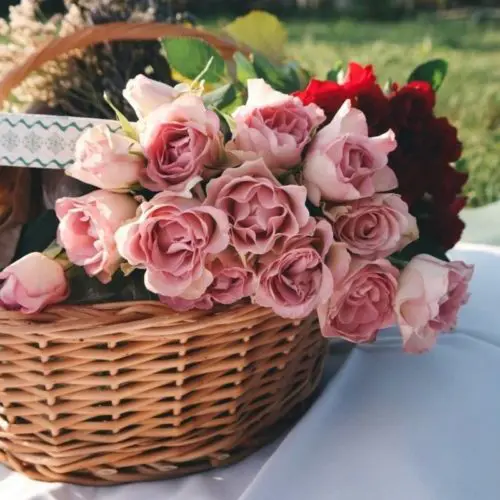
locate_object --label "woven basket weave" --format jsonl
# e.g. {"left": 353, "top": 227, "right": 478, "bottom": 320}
{"left": 0, "top": 24, "right": 327, "bottom": 485}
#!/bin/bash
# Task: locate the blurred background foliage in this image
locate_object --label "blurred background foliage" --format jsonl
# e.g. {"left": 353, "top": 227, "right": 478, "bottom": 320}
{"left": 0, "top": 0, "right": 499, "bottom": 210}
{"left": 2, "top": 1, "right": 499, "bottom": 20}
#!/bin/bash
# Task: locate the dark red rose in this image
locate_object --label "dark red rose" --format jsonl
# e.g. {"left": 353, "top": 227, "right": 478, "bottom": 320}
{"left": 389, "top": 81, "right": 435, "bottom": 130}
{"left": 427, "top": 117, "right": 462, "bottom": 163}
{"left": 419, "top": 196, "right": 467, "bottom": 251}
{"left": 356, "top": 83, "right": 390, "bottom": 134}
{"left": 429, "top": 164, "right": 468, "bottom": 205}
{"left": 388, "top": 154, "right": 427, "bottom": 205}
{"left": 343, "top": 62, "right": 377, "bottom": 95}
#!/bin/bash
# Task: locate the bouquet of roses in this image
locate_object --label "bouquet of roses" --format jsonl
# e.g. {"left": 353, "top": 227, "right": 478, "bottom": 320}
{"left": 0, "top": 38, "right": 474, "bottom": 354}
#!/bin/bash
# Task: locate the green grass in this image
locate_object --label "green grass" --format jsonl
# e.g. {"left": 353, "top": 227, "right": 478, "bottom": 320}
{"left": 282, "top": 17, "right": 500, "bottom": 207}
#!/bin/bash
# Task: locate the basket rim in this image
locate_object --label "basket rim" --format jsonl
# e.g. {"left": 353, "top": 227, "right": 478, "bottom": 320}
{"left": 0, "top": 21, "right": 249, "bottom": 108}
{"left": 0, "top": 299, "right": 273, "bottom": 322}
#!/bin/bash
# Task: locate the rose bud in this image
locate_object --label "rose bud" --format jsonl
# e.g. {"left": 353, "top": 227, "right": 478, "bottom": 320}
{"left": 0, "top": 252, "right": 69, "bottom": 314}
{"left": 123, "top": 74, "right": 186, "bottom": 119}
{"left": 67, "top": 125, "right": 144, "bottom": 192}
{"left": 395, "top": 254, "right": 474, "bottom": 353}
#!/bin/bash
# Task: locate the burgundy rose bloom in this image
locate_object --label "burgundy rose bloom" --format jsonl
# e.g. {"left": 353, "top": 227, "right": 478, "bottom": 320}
{"left": 419, "top": 197, "right": 467, "bottom": 251}
{"left": 429, "top": 164, "right": 469, "bottom": 205}
{"left": 356, "top": 83, "right": 390, "bottom": 134}
{"left": 426, "top": 117, "right": 462, "bottom": 164}
{"left": 389, "top": 81, "right": 435, "bottom": 130}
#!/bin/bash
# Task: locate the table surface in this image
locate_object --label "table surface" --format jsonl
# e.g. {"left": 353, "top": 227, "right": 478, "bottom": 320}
{"left": 1, "top": 242, "right": 498, "bottom": 500}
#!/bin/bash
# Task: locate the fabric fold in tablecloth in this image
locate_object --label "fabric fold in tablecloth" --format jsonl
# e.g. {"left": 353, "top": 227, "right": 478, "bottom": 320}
{"left": 239, "top": 243, "right": 500, "bottom": 500}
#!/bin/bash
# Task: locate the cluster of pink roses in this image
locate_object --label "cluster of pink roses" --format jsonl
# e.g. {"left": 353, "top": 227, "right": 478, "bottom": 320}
{"left": 0, "top": 74, "right": 474, "bottom": 353}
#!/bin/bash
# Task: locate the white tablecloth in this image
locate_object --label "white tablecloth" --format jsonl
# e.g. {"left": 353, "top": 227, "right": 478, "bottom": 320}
{"left": 1, "top": 243, "right": 499, "bottom": 500}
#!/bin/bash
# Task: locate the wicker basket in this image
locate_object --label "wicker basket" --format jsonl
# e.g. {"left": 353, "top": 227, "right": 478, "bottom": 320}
{"left": 0, "top": 23, "right": 327, "bottom": 485}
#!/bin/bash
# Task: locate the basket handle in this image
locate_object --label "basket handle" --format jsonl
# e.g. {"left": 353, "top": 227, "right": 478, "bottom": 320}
{"left": 0, "top": 22, "right": 248, "bottom": 108}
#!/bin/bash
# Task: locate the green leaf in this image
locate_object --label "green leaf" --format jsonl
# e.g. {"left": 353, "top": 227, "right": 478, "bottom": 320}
{"left": 326, "top": 61, "right": 344, "bottom": 82}
{"left": 203, "top": 83, "right": 238, "bottom": 111}
{"left": 104, "top": 93, "right": 138, "bottom": 140}
{"left": 191, "top": 56, "right": 216, "bottom": 87}
{"left": 233, "top": 51, "right": 258, "bottom": 83}
{"left": 214, "top": 109, "right": 232, "bottom": 142}
{"left": 252, "top": 53, "right": 288, "bottom": 92}
{"left": 162, "top": 37, "right": 226, "bottom": 83}
{"left": 408, "top": 59, "right": 448, "bottom": 91}
{"left": 43, "top": 240, "right": 64, "bottom": 260}
{"left": 282, "top": 61, "right": 303, "bottom": 92}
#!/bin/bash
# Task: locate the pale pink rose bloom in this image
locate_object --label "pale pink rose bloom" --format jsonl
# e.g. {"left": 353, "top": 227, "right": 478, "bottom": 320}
{"left": 140, "top": 93, "right": 224, "bottom": 193}
{"left": 56, "top": 190, "right": 138, "bottom": 284}
{"left": 226, "top": 79, "right": 325, "bottom": 174}
{"left": 67, "top": 125, "right": 144, "bottom": 191}
{"left": 115, "top": 193, "right": 230, "bottom": 299}
{"left": 303, "top": 99, "right": 398, "bottom": 204}
{"left": 0, "top": 252, "right": 69, "bottom": 314}
{"left": 395, "top": 254, "right": 474, "bottom": 353}
{"left": 161, "top": 248, "right": 256, "bottom": 311}
{"left": 205, "top": 158, "right": 310, "bottom": 255}
{"left": 324, "top": 193, "right": 418, "bottom": 260}
{"left": 318, "top": 243, "right": 399, "bottom": 342}
{"left": 255, "top": 219, "right": 334, "bottom": 319}
{"left": 123, "top": 74, "right": 187, "bottom": 119}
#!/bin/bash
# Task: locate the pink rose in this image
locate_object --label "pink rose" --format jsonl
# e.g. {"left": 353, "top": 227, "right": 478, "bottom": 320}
{"left": 0, "top": 252, "right": 69, "bottom": 314}
{"left": 395, "top": 255, "right": 474, "bottom": 353}
{"left": 161, "top": 248, "right": 256, "bottom": 311}
{"left": 303, "top": 99, "right": 398, "bottom": 204}
{"left": 115, "top": 193, "right": 230, "bottom": 299}
{"left": 205, "top": 159, "right": 310, "bottom": 255}
{"left": 324, "top": 193, "right": 418, "bottom": 260}
{"left": 318, "top": 243, "right": 399, "bottom": 342}
{"left": 140, "top": 93, "right": 224, "bottom": 193}
{"left": 67, "top": 125, "right": 144, "bottom": 191}
{"left": 255, "top": 219, "right": 334, "bottom": 319}
{"left": 123, "top": 74, "right": 187, "bottom": 119}
{"left": 226, "top": 79, "right": 325, "bottom": 174}
{"left": 56, "top": 190, "right": 138, "bottom": 283}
